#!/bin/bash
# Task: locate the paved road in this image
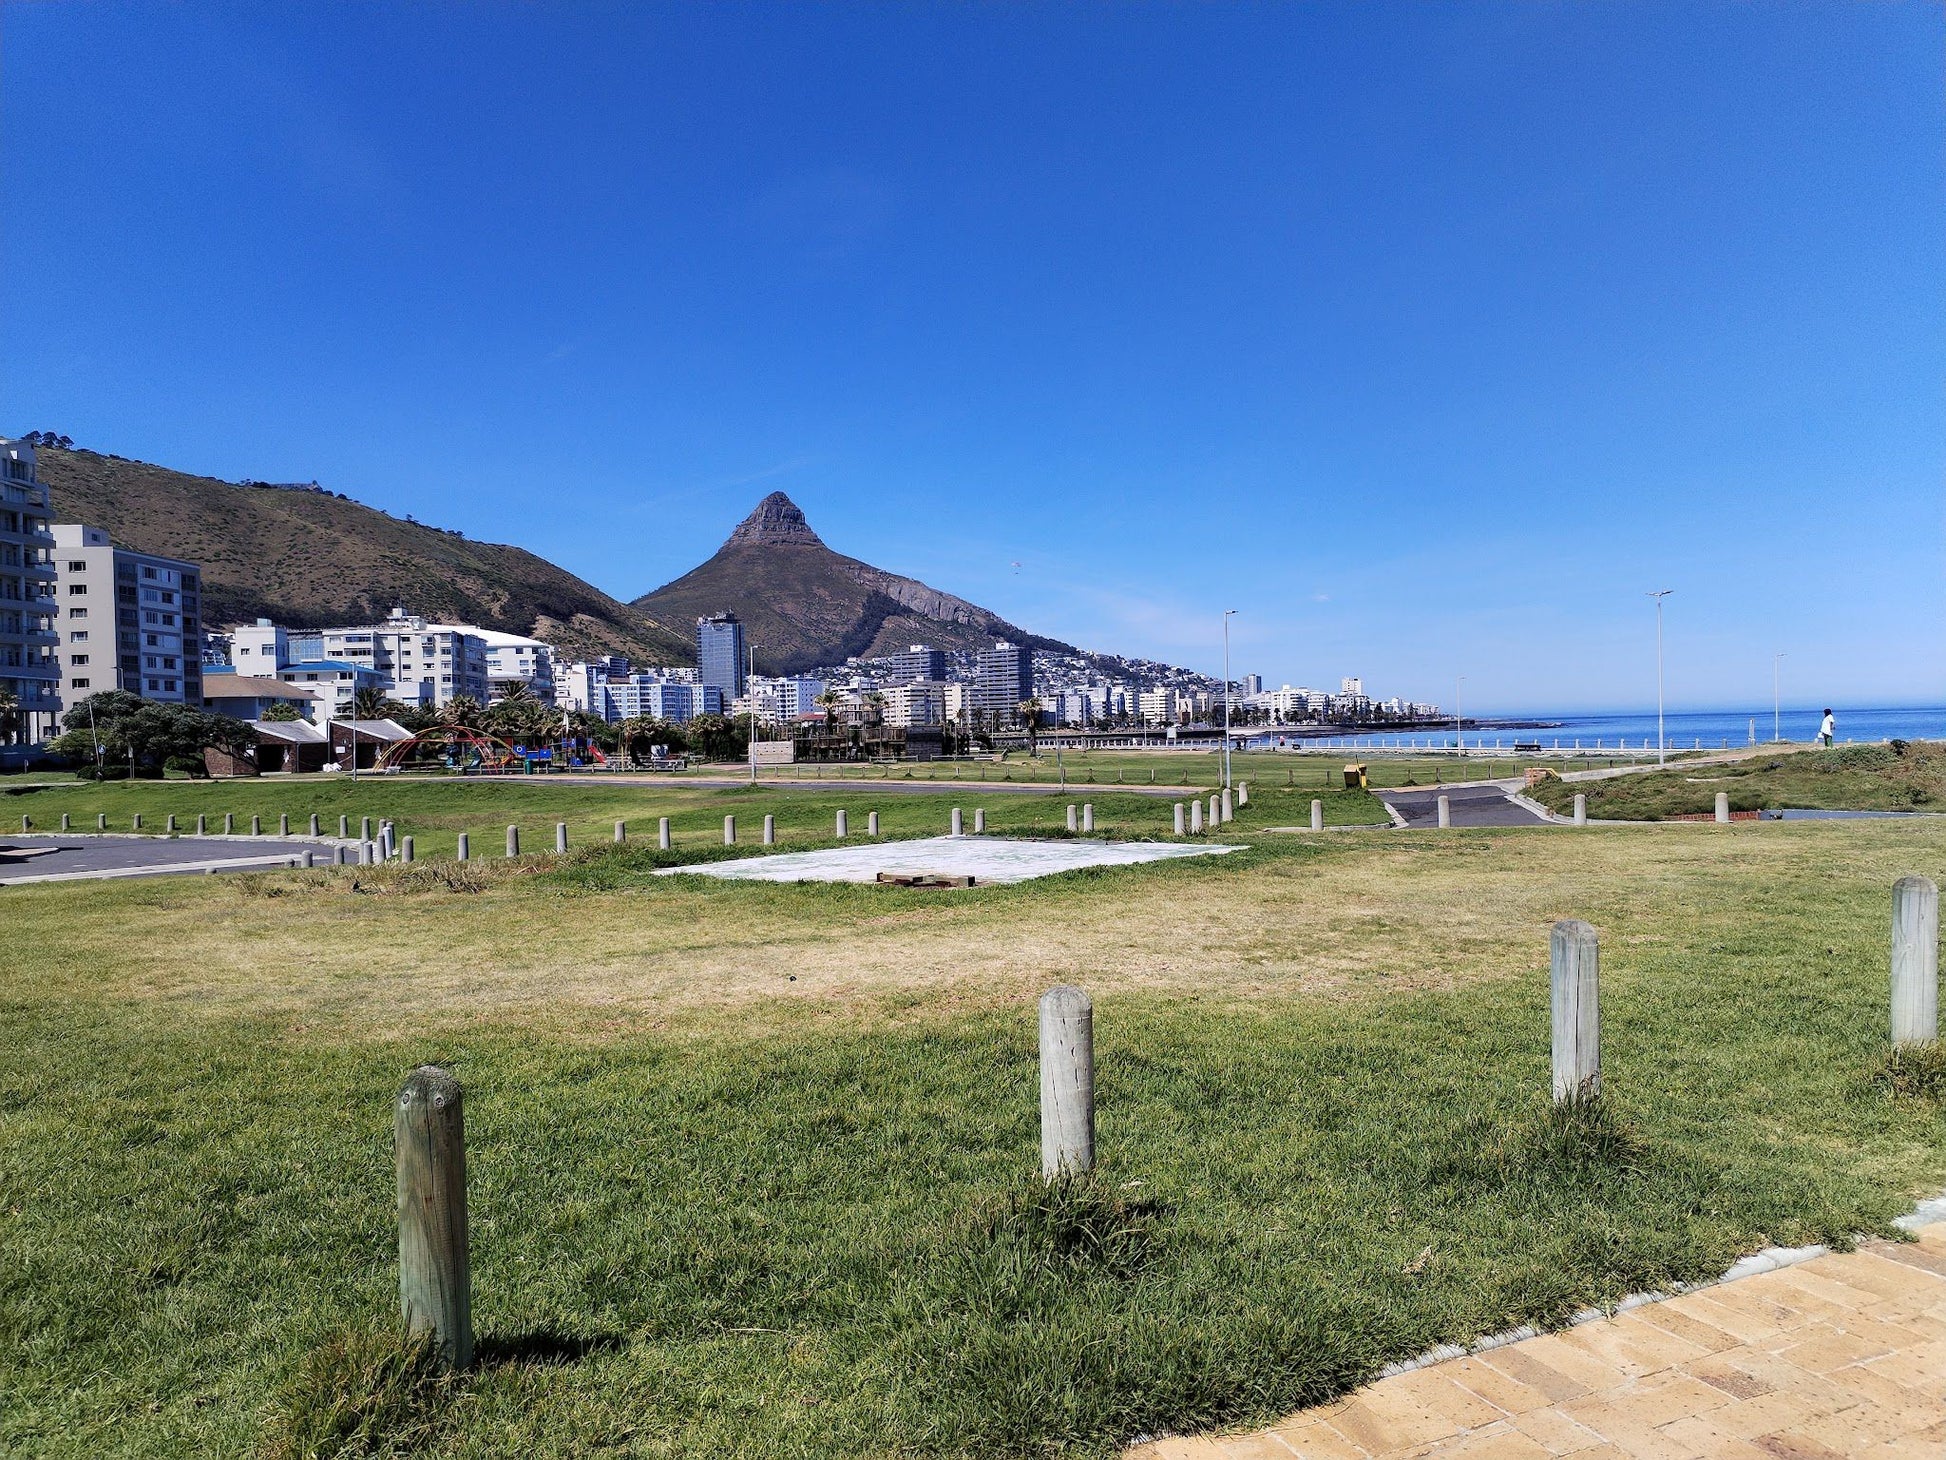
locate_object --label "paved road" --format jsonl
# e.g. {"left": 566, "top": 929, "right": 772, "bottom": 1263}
{"left": 0, "top": 835, "right": 327, "bottom": 883}
{"left": 1380, "top": 783, "right": 1551, "bottom": 828}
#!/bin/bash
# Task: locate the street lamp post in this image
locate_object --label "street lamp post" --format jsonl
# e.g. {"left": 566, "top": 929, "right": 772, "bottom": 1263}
{"left": 1648, "top": 590, "right": 1673, "bottom": 767}
{"left": 1773, "top": 652, "right": 1785, "bottom": 744}
{"left": 1222, "top": 610, "right": 1237, "bottom": 791}
{"left": 1454, "top": 675, "right": 1465, "bottom": 757}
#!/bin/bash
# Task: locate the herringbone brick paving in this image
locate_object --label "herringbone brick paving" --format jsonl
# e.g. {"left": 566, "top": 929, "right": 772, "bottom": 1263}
{"left": 1127, "top": 1225, "right": 1946, "bottom": 1459}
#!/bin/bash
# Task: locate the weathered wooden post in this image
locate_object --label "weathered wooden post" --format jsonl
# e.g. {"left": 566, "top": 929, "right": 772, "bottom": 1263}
{"left": 1189, "top": 800, "right": 1204, "bottom": 833}
{"left": 762, "top": 814, "right": 775, "bottom": 845}
{"left": 658, "top": 817, "right": 671, "bottom": 850}
{"left": 395, "top": 1066, "right": 472, "bottom": 1370}
{"left": 1573, "top": 794, "right": 1587, "bottom": 827}
{"left": 1173, "top": 802, "right": 1186, "bottom": 834}
{"left": 456, "top": 832, "right": 469, "bottom": 861}
{"left": 505, "top": 825, "right": 520, "bottom": 857}
{"left": 1039, "top": 986, "right": 1095, "bottom": 1178}
{"left": 723, "top": 815, "right": 736, "bottom": 845}
{"left": 401, "top": 836, "right": 415, "bottom": 863}
{"left": 1436, "top": 795, "right": 1450, "bottom": 829}
{"left": 1311, "top": 799, "right": 1323, "bottom": 831}
{"left": 1066, "top": 804, "right": 1078, "bottom": 832}
{"left": 1082, "top": 804, "right": 1095, "bottom": 833}
{"left": 951, "top": 807, "right": 964, "bottom": 836}
{"left": 867, "top": 811, "right": 880, "bottom": 836}
{"left": 1550, "top": 920, "right": 1601, "bottom": 1102}
{"left": 1892, "top": 876, "right": 1939, "bottom": 1047}
{"left": 1714, "top": 792, "right": 1730, "bottom": 825}
{"left": 614, "top": 819, "right": 626, "bottom": 844}
{"left": 555, "top": 822, "right": 569, "bottom": 854}
{"left": 836, "top": 809, "right": 848, "bottom": 838}
{"left": 310, "top": 814, "right": 321, "bottom": 837}
{"left": 974, "top": 808, "right": 987, "bottom": 833}
{"left": 280, "top": 813, "right": 290, "bottom": 837}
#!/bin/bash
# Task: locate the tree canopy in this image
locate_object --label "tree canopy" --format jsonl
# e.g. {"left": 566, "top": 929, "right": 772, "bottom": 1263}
{"left": 50, "top": 692, "right": 257, "bottom": 777}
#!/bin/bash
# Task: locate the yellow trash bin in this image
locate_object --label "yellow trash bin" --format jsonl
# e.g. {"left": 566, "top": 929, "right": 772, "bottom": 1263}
{"left": 1342, "top": 763, "right": 1369, "bottom": 790}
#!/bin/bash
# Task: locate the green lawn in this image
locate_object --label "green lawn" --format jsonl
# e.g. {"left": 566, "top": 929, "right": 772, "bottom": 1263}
{"left": 4, "top": 818, "right": 1944, "bottom": 1458}
{"left": 1531, "top": 741, "right": 1946, "bottom": 820}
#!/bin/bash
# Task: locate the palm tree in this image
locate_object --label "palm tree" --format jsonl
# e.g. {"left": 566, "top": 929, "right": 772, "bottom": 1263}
{"left": 1017, "top": 699, "right": 1041, "bottom": 754}
{"left": 437, "top": 694, "right": 484, "bottom": 730}
{"left": 0, "top": 687, "right": 20, "bottom": 746}
{"left": 861, "top": 690, "right": 887, "bottom": 726}
{"left": 351, "top": 685, "right": 390, "bottom": 720}
{"left": 814, "top": 689, "right": 842, "bottom": 730}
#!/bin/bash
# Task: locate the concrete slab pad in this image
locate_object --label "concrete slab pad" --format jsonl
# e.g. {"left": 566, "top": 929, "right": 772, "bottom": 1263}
{"left": 657, "top": 835, "right": 1241, "bottom": 886}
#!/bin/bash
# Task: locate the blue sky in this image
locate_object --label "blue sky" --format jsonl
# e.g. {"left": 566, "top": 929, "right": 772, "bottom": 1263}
{"left": 4, "top": 2, "right": 1940, "bottom": 712}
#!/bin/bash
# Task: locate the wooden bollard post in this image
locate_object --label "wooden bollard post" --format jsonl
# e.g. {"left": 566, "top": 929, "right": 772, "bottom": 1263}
{"left": 1714, "top": 792, "right": 1730, "bottom": 824}
{"left": 974, "top": 807, "right": 987, "bottom": 833}
{"left": 1189, "top": 799, "right": 1204, "bottom": 833}
{"left": 1066, "top": 804, "right": 1078, "bottom": 832}
{"left": 951, "top": 807, "right": 964, "bottom": 836}
{"left": 1173, "top": 802, "right": 1185, "bottom": 834}
{"left": 456, "top": 832, "right": 469, "bottom": 862}
{"left": 401, "top": 835, "right": 415, "bottom": 863}
{"left": 1311, "top": 799, "right": 1323, "bottom": 831}
{"left": 1550, "top": 920, "right": 1601, "bottom": 1102}
{"left": 762, "top": 814, "right": 775, "bottom": 845}
{"left": 505, "top": 825, "right": 519, "bottom": 857}
{"left": 1892, "top": 876, "right": 1939, "bottom": 1047}
{"left": 555, "top": 822, "right": 569, "bottom": 854}
{"left": 395, "top": 1066, "right": 472, "bottom": 1370}
{"left": 1436, "top": 795, "right": 1451, "bottom": 829}
{"left": 280, "top": 813, "right": 290, "bottom": 836}
{"left": 1573, "top": 794, "right": 1587, "bottom": 827}
{"left": 614, "top": 819, "right": 626, "bottom": 844}
{"left": 724, "top": 814, "right": 736, "bottom": 845}
{"left": 867, "top": 811, "right": 879, "bottom": 836}
{"left": 1039, "top": 985, "right": 1095, "bottom": 1178}
{"left": 836, "top": 809, "right": 848, "bottom": 838}
{"left": 310, "top": 814, "right": 320, "bottom": 837}
{"left": 658, "top": 817, "right": 671, "bottom": 850}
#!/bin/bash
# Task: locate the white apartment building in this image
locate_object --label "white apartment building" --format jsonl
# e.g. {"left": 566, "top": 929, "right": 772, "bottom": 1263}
{"left": 469, "top": 628, "right": 555, "bottom": 702}
{"left": 232, "top": 610, "right": 490, "bottom": 709}
{"left": 0, "top": 440, "right": 59, "bottom": 740}
{"left": 1138, "top": 687, "right": 1178, "bottom": 726}
{"left": 51, "top": 524, "right": 203, "bottom": 709}
{"left": 882, "top": 680, "right": 945, "bottom": 727}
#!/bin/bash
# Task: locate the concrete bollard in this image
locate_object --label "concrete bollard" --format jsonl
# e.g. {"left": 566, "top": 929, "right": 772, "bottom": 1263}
{"left": 339, "top": 815, "right": 350, "bottom": 839}
{"left": 1892, "top": 876, "right": 1939, "bottom": 1047}
{"left": 836, "top": 809, "right": 848, "bottom": 838}
{"left": 395, "top": 1066, "right": 473, "bottom": 1370}
{"left": 1550, "top": 920, "right": 1601, "bottom": 1102}
{"left": 1573, "top": 793, "right": 1587, "bottom": 827}
{"left": 249, "top": 815, "right": 261, "bottom": 835}
{"left": 362, "top": 817, "right": 373, "bottom": 841}
{"left": 1311, "top": 799, "right": 1323, "bottom": 832}
{"left": 1220, "top": 790, "right": 1233, "bottom": 824}
{"left": 1190, "top": 800, "right": 1204, "bottom": 833}
{"left": 19, "top": 814, "right": 27, "bottom": 833}
{"left": 505, "top": 825, "right": 520, "bottom": 857}
{"left": 724, "top": 815, "right": 736, "bottom": 846}
{"left": 280, "top": 814, "right": 290, "bottom": 837}
{"left": 361, "top": 842, "right": 376, "bottom": 865}
{"left": 166, "top": 814, "right": 176, "bottom": 833}
{"left": 1437, "top": 795, "right": 1451, "bottom": 829}
{"left": 1039, "top": 986, "right": 1095, "bottom": 1178}
{"left": 555, "top": 822, "right": 569, "bottom": 854}
{"left": 867, "top": 811, "right": 880, "bottom": 837}
{"left": 60, "top": 813, "right": 70, "bottom": 832}
{"left": 133, "top": 813, "right": 143, "bottom": 831}
{"left": 1238, "top": 782, "right": 1248, "bottom": 806}
{"left": 762, "top": 814, "right": 775, "bottom": 845}
{"left": 951, "top": 807, "right": 964, "bottom": 836}
{"left": 310, "top": 814, "right": 321, "bottom": 837}
{"left": 1081, "top": 804, "right": 1094, "bottom": 833}
{"left": 658, "top": 817, "right": 671, "bottom": 850}
{"left": 97, "top": 813, "right": 107, "bottom": 831}
{"left": 614, "top": 820, "right": 626, "bottom": 844}
{"left": 303, "top": 850, "right": 315, "bottom": 869}
{"left": 974, "top": 808, "right": 986, "bottom": 833}
{"left": 335, "top": 844, "right": 349, "bottom": 866}
{"left": 195, "top": 813, "right": 206, "bottom": 835}
{"left": 1209, "top": 795, "right": 1219, "bottom": 829}
{"left": 1173, "top": 802, "right": 1186, "bottom": 835}
{"left": 456, "top": 832, "right": 469, "bottom": 862}
{"left": 1066, "top": 804, "right": 1078, "bottom": 832}
{"left": 1715, "top": 792, "right": 1730, "bottom": 824}
{"left": 401, "top": 836, "right": 415, "bottom": 863}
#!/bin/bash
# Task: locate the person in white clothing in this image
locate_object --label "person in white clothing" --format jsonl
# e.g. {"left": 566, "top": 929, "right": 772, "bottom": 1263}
{"left": 1818, "top": 708, "right": 1835, "bottom": 748}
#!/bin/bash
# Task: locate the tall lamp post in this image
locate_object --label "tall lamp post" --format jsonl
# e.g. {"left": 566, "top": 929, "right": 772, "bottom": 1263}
{"left": 1773, "top": 652, "right": 1785, "bottom": 744}
{"left": 1454, "top": 675, "right": 1465, "bottom": 758}
{"left": 1222, "top": 609, "right": 1237, "bottom": 791}
{"left": 1648, "top": 590, "right": 1673, "bottom": 767}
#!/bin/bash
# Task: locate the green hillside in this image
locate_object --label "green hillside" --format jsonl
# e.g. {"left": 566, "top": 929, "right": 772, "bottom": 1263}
{"left": 34, "top": 447, "right": 693, "bottom": 666}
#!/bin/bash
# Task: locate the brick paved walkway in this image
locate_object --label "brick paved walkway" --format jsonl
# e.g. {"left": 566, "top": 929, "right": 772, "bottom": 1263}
{"left": 1129, "top": 1225, "right": 1946, "bottom": 1459}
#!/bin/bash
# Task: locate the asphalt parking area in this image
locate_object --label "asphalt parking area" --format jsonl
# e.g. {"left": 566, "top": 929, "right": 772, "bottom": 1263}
{"left": 0, "top": 835, "right": 328, "bottom": 883}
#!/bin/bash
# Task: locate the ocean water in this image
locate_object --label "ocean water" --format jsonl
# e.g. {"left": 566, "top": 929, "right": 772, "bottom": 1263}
{"left": 1245, "top": 706, "right": 1946, "bottom": 754}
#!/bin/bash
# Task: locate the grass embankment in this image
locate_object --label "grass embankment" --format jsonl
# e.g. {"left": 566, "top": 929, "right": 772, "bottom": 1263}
{"left": 4, "top": 821, "right": 1945, "bottom": 1457}
{"left": 1531, "top": 741, "right": 1946, "bottom": 821}
{"left": 0, "top": 777, "right": 1389, "bottom": 851}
